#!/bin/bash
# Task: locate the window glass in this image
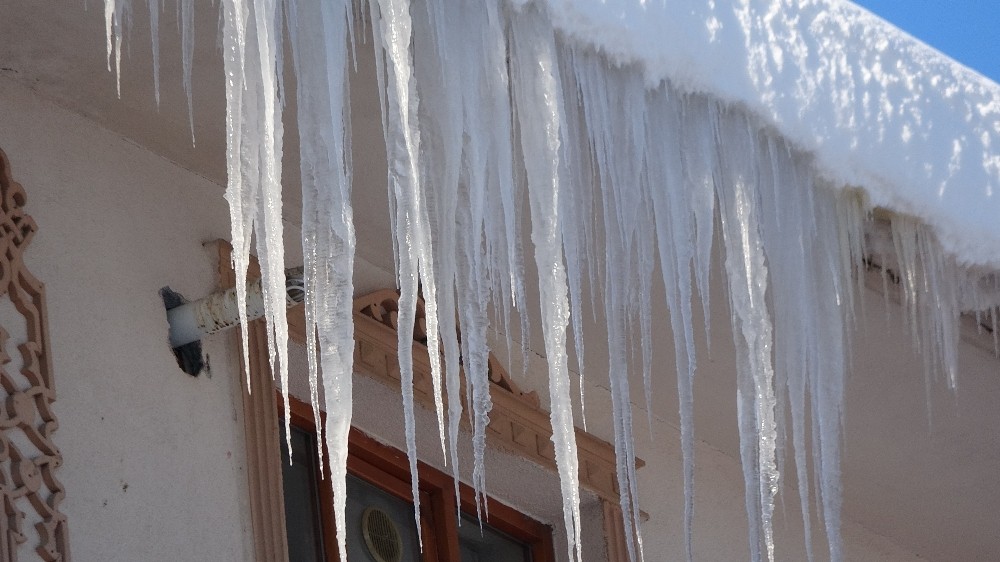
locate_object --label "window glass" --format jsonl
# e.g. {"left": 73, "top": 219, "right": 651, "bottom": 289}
{"left": 277, "top": 396, "right": 551, "bottom": 561}
{"left": 458, "top": 514, "right": 531, "bottom": 562}
{"left": 345, "top": 474, "right": 422, "bottom": 561}
{"left": 280, "top": 426, "right": 327, "bottom": 562}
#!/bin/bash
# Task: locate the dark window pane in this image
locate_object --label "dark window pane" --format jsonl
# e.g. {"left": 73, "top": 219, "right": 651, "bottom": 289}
{"left": 280, "top": 426, "right": 327, "bottom": 562}
{"left": 345, "top": 474, "right": 422, "bottom": 562}
{"left": 458, "top": 514, "right": 531, "bottom": 562}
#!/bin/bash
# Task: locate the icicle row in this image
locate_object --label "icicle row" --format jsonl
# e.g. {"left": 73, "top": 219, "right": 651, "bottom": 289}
{"left": 105, "top": 1, "right": 1000, "bottom": 560}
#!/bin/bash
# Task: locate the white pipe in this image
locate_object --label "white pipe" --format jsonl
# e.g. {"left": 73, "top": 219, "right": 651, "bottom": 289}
{"left": 167, "top": 268, "right": 305, "bottom": 348}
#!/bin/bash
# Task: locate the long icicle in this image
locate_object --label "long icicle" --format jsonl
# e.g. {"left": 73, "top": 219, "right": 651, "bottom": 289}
{"left": 369, "top": 0, "right": 444, "bottom": 549}
{"left": 509, "top": 4, "right": 583, "bottom": 561}
{"left": 715, "top": 107, "right": 780, "bottom": 562}
{"left": 286, "top": 0, "right": 355, "bottom": 558}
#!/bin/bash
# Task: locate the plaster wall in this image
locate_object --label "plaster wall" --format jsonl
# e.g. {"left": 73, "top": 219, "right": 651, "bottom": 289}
{"left": 486, "top": 348, "right": 925, "bottom": 561}
{"left": 0, "top": 76, "right": 254, "bottom": 562}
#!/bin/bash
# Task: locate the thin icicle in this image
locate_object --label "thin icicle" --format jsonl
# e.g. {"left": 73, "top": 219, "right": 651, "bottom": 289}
{"left": 555, "top": 47, "right": 596, "bottom": 432}
{"left": 181, "top": 0, "right": 196, "bottom": 143}
{"left": 148, "top": 0, "right": 160, "bottom": 106}
{"left": 892, "top": 218, "right": 962, "bottom": 392}
{"left": 104, "top": 0, "right": 128, "bottom": 97}
{"left": 681, "top": 96, "right": 718, "bottom": 349}
{"left": 218, "top": 0, "right": 291, "bottom": 458}
{"left": 219, "top": 0, "right": 250, "bottom": 389}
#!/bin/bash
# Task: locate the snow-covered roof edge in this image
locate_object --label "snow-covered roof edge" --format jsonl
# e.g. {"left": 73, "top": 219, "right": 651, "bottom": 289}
{"left": 531, "top": 0, "right": 1000, "bottom": 267}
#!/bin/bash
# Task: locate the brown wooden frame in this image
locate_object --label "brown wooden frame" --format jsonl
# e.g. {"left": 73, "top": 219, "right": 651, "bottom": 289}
{"left": 279, "top": 394, "right": 555, "bottom": 562}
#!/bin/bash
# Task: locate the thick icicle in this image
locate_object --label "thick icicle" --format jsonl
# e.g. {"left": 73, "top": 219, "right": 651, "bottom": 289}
{"left": 508, "top": 5, "right": 582, "bottom": 561}
{"left": 286, "top": 0, "right": 355, "bottom": 559}
{"left": 715, "top": 108, "right": 779, "bottom": 562}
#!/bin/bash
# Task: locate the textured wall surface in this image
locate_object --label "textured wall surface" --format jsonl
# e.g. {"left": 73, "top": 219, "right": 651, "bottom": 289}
{"left": 0, "top": 76, "right": 253, "bottom": 562}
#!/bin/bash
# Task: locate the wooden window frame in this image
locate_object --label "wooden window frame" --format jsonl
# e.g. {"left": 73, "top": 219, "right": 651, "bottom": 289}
{"left": 279, "top": 394, "right": 555, "bottom": 562}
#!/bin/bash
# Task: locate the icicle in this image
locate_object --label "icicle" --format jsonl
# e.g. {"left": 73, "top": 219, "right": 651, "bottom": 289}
{"left": 181, "top": 0, "right": 196, "bottom": 143}
{"left": 508, "top": 5, "right": 583, "bottom": 561}
{"left": 715, "top": 108, "right": 779, "bottom": 562}
{"left": 368, "top": 0, "right": 446, "bottom": 549}
{"left": 218, "top": 0, "right": 291, "bottom": 460}
{"left": 555, "top": 45, "right": 596, "bottom": 432}
{"left": 892, "top": 217, "right": 962, "bottom": 391}
{"left": 219, "top": 0, "right": 250, "bottom": 389}
{"left": 149, "top": 0, "right": 161, "bottom": 106}
{"left": 104, "top": 0, "right": 128, "bottom": 97}
{"left": 252, "top": 0, "right": 290, "bottom": 459}
{"left": 408, "top": 5, "right": 451, "bottom": 470}
{"left": 568, "top": 48, "right": 649, "bottom": 561}
{"left": 456, "top": 0, "right": 514, "bottom": 513}
{"left": 681, "top": 96, "right": 718, "bottom": 349}
{"left": 645, "top": 85, "right": 703, "bottom": 562}
{"left": 286, "top": 0, "right": 355, "bottom": 558}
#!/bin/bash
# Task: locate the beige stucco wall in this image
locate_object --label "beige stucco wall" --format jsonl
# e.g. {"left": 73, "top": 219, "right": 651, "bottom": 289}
{"left": 0, "top": 75, "right": 254, "bottom": 562}
{"left": 0, "top": 73, "right": 931, "bottom": 561}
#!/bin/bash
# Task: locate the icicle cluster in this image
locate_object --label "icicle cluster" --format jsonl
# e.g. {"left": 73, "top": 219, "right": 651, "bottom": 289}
{"left": 102, "top": 0, "right": 1000, "bottom": 560}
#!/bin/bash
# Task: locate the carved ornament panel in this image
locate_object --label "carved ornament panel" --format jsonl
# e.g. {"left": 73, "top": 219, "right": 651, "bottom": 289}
{"left": 0, "top": 149, "right": 69, "bottom": 562}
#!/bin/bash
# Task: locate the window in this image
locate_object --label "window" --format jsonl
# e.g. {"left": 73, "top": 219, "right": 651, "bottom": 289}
{"left": 279, "top": 395, "right": 555, "bottom": 562}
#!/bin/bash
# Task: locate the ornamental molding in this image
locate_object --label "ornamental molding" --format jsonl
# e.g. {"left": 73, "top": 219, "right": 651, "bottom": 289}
{"left": 323, "top": 288, "right": 642, "bottom": 503}
{"left": 0, "top": 148, "right": 70, "bottom": 561}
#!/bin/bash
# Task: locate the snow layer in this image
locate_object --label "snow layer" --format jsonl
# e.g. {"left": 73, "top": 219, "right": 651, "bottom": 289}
{"left": 534, "top": 0, "right": 1000, "bottom": 267}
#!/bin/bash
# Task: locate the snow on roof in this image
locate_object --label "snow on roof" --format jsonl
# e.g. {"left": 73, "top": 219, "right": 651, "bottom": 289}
{"left": 538, "top": 0, "right": 1000, "bottom": 266}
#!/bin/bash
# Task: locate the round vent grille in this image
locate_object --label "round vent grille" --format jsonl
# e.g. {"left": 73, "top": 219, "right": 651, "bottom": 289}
{"left": 361, "top": 506, "right": 403, "bottom": 562}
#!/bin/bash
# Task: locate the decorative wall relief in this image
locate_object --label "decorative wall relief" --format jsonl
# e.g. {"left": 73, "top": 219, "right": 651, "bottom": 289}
{"left": 0, "top": 148, "right": 70, "bottom": 562}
